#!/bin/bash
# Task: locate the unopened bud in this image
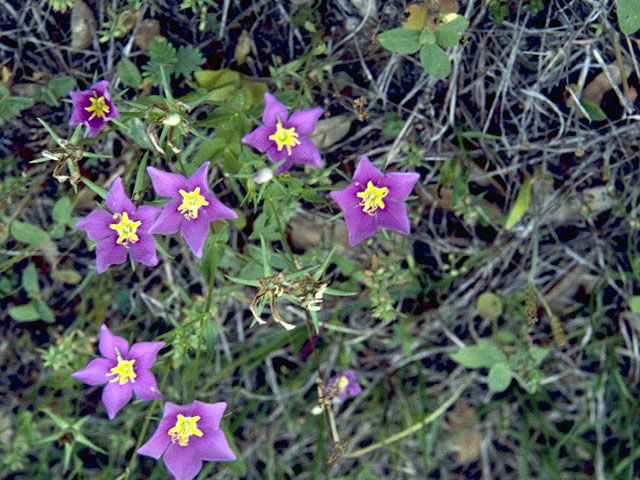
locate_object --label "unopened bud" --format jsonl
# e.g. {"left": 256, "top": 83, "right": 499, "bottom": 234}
{"left": 253, "top": 168, "right": 273, "bottom": 184}
{"left": 163, "top": 113, "right": 181, "bottom": 126}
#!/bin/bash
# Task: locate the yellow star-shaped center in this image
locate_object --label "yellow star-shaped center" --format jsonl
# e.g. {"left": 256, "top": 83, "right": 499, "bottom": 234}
{"left": 356, "top": 181, "right": 389, "bottom": 215}
{"left": 178, "top": 187, "right": 209, "bottom": 220}
{"left": 85, "top": 95, "right": 110, "bottom": 121}
{"left": 106, "top": 355, "right": 136, "bottom": 385}
{"left": 268, "top": 120, "right": 300, "bottom": 155}
{"left": 168, "top": 414, "right": 204, "bottom": 447}
{"left": 109, "top": 212, "right": 142, "bottom": 246}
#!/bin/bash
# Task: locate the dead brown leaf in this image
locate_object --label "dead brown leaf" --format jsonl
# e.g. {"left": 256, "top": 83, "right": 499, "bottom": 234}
{"left": 234, "top": 30, "right": 251, "bottom": 66}
{"left": 134, "top": 19, "right": 160, "bottom": 52}
{"left": 71, "top": 0, "right": 96, "bottom": 50}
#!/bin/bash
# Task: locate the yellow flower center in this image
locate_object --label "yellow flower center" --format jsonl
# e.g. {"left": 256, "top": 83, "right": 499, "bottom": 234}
{"left": 168, "top": 414, "right": 204, "bottom": 447}
{"left": 268, "top": 120, "right": 300, "bottom": 155}
{"left": 106, "top": 355, "right": 136, "bottom": 385}
{"left": 85, "top": 95, "right": 111, "bottom": 121}
{"left": 178, "top": 187, "right": 209, "bottom": 220}
{"left": 356, "top": 181, "right": 389, "bottom": 215}
{"left": 337, "top": 376, "right": 349, "bottom": 393}
{"left": 109, "top": 212, "right": 142, "bottom": 247}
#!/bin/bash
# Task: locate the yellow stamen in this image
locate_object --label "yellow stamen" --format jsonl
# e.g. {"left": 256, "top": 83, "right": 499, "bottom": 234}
{"left": 356, "top": 181, "right": 389, "bottom": 215}
{"left": 337, "top": 376, "right": 349, "bottom": 393}
{"left": 84, "top": 95, "right": 110, "bottom": 121}
{"left": 177, "top": 187, "right": 209, "bottom": 220}
{"left": 168, "top": 414, "right": 204, "bottom": 447}
{"left": 109, "top": 212, "right": 142, "bottom": 246}
{"left": 268, "top": 120, "right": 300, "bottom": 155}
{"left": 106, "top": 355, "right": 136, "bottom": 385}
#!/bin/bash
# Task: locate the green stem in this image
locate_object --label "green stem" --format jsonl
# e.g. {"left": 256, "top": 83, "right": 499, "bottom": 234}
{"left": 122, "top": 366, "right": 171, "bottom": 479}
{"left": 189, "top": 236, "right": 218, "bottom": 402}
{"left": 343, "top": 373, "right": 476, "bottom": 458}
{"left": 267, "top": 198, "right": 296, "bottom": 267}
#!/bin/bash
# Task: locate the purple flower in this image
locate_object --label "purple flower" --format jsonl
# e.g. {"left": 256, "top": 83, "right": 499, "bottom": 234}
{"left": 69, "top": 80, "right": 119, "bottom": 138}
{"left": 147, "top": 162, "right": 237, "bottom": 259}
{"left": 329, "top": 157, "right": 419, "bottom": 246}
{"left": 138, "top": 400, "right": 236, "bottom": 480}
{"left": 71, "top": 324, "right": 164, "bottom": 419}
{"left": 327, "top": 370, "right": 362, "bottom": 403}
{"left": 241, "top": 92, "right": 323, "bottom": 174}
{"left": 75, "top": 177, "right": 160, "bottom": 273}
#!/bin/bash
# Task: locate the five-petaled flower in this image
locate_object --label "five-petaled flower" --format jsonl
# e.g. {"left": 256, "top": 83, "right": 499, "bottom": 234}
{"left": 75, "top": 177, "right": 160, "bottom": 273}
{"left": 241, "top": 93, "right": 323, "bottom": 174}
{"left": 147, "top": 162, "right": 237, "bottom": 258}
{"left": 327, "top": 370, "right": 362, "bottom": 403}
{"left": 329, "top": 157, "right": 419, "bottom": 246}
{"left": 138, "top": 400, "right": 236, "bottom": 480}
{"left": 71, "top": 324, "right": 164, "bottom": 419}
{"left": 69, "top": 80, "right": 119, "bottom": 138}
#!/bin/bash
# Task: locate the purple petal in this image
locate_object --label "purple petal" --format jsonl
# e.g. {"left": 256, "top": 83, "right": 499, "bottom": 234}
{"left": 69, "top": 90, "right": 91, "bottom": 125}
{"left": 163, "top": 443, "right": 203, "bottom": 480}
{"left": 342, "top": 204, "right": 378, "bottom": 246}
{"left": 241, "top": 126, "right": 273, "bottom": 153}
{"left": 353, "top": 157, "right": 384, "bottom": 186}
{"left": 376, "top": 201, "right": 411, "bottom": 234}
{"left": 180, "top": 218, "right": 210, "bottom": 258}
{"left": 265, "top": 143, "right": 289, "bottom": 165}
{"left": 102, "top": 381, "right": 133, "bottom": 419}
{"left": 343, "top": 370, "right": 358, "bottom": 382}
{"left": 147, "top": 167, "right": 186, "bottom": 199}
{"left": 75, "top": 209, "right": 115, "bottom": 241}
{"left": 273, "top": 157, "right": 294, "bottom": 175}
{"left": 149, "top": 202, "right": 183, "bottom": 235}
{"left": 90, "top": 80, "right": 109, "bottom": 97}
{"left": 192, "top": 429, "right": 236, "bottom": 462}
{"left": 191, "top": 401, "right": 226, "bottom": 431}
{"left": 200, "top": 194, "right": 237, "bottom": 223}
{"left": 71, "top": 358, "right": 114, "bottom": 386}
{"left": 95, "top": 236, "right": 128, "bottom": 273}
{"left": 138, "top": 403, "right": 181, "bottom": 459}
{"left": 132, "top": 369, "right": 162, "bottom": 401}
{"left": 129, "top": 233, "right": 158, "bottom": 267}
{"left": 185, "top": 162, "right": 210, "bottom": 192}
{"left": 262, "top": 93, "right": 289, "bottom": 128}
{"left": 128, "top": 341, "right": 165, "bottom": 369}
{"left": 385, "top": 172, "right": 419, "bottom": 202}
{"left": 288, "top": 138, "right": 322, "bottom": 168}
{"left": 286, "top": 107, "right": 323, "bottom": 136}
{"left": 99, "top": 324, "right": 129, "bottom": 359}
{"left": 132, "top": 205, "right": 160, "bottom": 234}
{"left": 105, "top": 178, "right": 135, "bottom": 215}
{"left": 347, "top": 383, "right": 362, "bottom": 397}
{"left": 86, "top": 117, "right": 107, "bottom": 138}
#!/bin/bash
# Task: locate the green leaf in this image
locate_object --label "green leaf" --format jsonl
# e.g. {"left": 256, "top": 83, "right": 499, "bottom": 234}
{"left": 52, "top": 197, "right": 72, "bottom": 225}
{"left": 174, "top": 45, "right": 206, "bottom": 78}
{"left": 142, "top": 36, "right": 178, "bottom": 85}
{"left": 580, "top": 98, "right": 607, "bottom": 122}
{"left": 9, "top": 302, "right": 41, "bottom": 322}
{"left": 419, "top": 29, "right": 436, "bottom": 46}
{"left": 33, "top": 297, "right": 55, "bottom": 323}
{"left": 0, "top": 84, "right": 34, "bottom": 126}
{"left": 450, "top": 339, "right": 507, "bottom": 368}
{"left": 504, "top": 177, "right": 532, "bottom": 230}
{"left": 435, "top": 14, "right": 469, "bottom": 48}
{"left": 126, "top": 118, "right": 153, "bottom": 150}
{"left": 194, "top": 69, "right": 240, "bottom": 90}
{"left": 488, "top": 363, "right": 512, "bottom": 392}
{"left": 618, "top": 0, "right": 640, "bottom": 35}
{"left": 49, "top": 75, "right": 76, "bottom": 97}
{"left": 528, "top": 345, "right": 549, "bottom": 365}
{"left": 117, "top": 58, "right": 142, "bottom": 87}
{"left": 51, "top": 269, "right": 82, "bottom": 284}
{"left": 476, "top": 292, "right": 503, "bottom": 320}
{"left": 11, "top": 221, "right": 49, "bottom": 245}
{"left": 419, "top": 44, "right": 451, "bottom": 78}
{"left": 22, "top": 263, "right": 40, "bottom": 295}
{"left": 221, "top": 425, "right": 246, "bottom": 475}
{"left": 80, "top": 177, "right": 108, "bottom": 199}
{"left": 630, "top": 295, "right": 640, "bottom": 313}
{"left": 378, "top": 28, "right": 421, "bottom": 54}
{"left": 439, "top": 157, "right": 459, "bottom": 187}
